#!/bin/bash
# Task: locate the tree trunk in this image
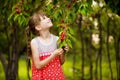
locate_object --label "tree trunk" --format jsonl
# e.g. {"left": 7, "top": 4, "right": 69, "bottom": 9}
{"left": 113, "top": 18, "right": 120, "bottom": 80}
{"left": 114, "top": 36, "right": 120, "bottom": 80}
{"left": 106, "top": 18, "right": 113, "bottom": 80}
{"left": 80, "top": 24, "right": 85, "bottom": 80}
{"left": 72, "top": 42, "right": 76, "bottom": 79}
{"left": 88, "top": 32, "right": 93, "bottom": 80}
{"left": 6, "top": 24, "right": 19, "bottom": 80}
{"left": 85, "top": 30, "right": 93, "bottom": 80}
{"left": 0, "top": 51, "right": 7, "bottom": 76}
{"left": 98, "top": 15, "right": 103, "bottom": 80}
{"left": 95, "top": 51, "right": 99, "bottom": 80}
{"left": 118, "top": 38, "right": 120, "bottom": 80}
{"left": 77, "top": 13, "right": 85, "bottom": 80}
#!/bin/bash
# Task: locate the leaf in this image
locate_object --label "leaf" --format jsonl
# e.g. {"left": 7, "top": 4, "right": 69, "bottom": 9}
{"left": 18, "top": 15, "right": 22, "bottom": 26}
{"left": 53, "top": 0, "right": 58, "bottom": 5}
{"left": 68, "top": 33, "right": 76, "bottom": 41}
{"left": 87, "top": 0, "right": 92, "bottom": 5}
{"left": 53, "top": 11, "right": 59, "bottom": 19}
{"left": 8, "top": 11, "right": 15, "bottom": 21}
{"left": 66, "top": 39, "right": 72, "bottom": 48}
{"left": 68, "top": 27, "right": 74, "bottom": 35}
{"left": 100, "top": 12, "right": 108, "bottom": 27}
{"left": 14, "top": 14, "right": 19, "bottom": 21}
{"left": 59, "top": 41, "right": 66, "bottom": 48}
{"left": 57, "top": 39, "right": 61, "bottom": 44}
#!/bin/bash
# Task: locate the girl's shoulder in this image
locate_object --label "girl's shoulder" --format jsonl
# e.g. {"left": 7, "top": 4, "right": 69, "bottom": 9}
{"left": 31, "top": 37, "right": 39, "bottom": 45}
{"left": 51, "top": 34, "right": 59, "bottom": 40}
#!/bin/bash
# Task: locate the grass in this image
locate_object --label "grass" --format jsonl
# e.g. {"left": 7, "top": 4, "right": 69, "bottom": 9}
{"left": 18, "top": 57, "right": 31, "bottom": 80}
{"left": 0, "top": 57, "right": 117, "bottom": 80}
{"left": 0, "top": 62, "right": 5, "bottom": 80}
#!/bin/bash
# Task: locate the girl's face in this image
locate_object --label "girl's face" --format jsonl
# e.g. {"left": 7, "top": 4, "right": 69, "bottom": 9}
{"left": 39, "top": 15, "right": 53, "bottom": 30}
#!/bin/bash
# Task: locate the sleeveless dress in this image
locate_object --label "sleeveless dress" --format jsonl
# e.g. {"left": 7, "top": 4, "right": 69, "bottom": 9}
{"left": 32, "top": 34, "right": 65, "bottom": 80}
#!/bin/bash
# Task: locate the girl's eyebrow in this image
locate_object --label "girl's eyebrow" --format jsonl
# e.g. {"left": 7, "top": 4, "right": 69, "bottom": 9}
{"left": 42, "top": 15, "right": 47, "bottom": 19}
{"left": 40, "top": 12, "right": 45, "bottom": 16}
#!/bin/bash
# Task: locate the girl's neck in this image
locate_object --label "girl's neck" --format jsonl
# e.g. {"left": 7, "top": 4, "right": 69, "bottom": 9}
{"left": 39, "top": 30, "right": 51, "bottom": 39}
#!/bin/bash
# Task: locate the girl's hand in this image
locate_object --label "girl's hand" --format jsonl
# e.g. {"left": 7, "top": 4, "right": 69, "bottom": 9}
{"left": 53, "top": 48, "right": 64, "bottom": 57}
{"left": 62, "top": 45, "right": 69, "bottom": 53}
{"left": 65, "top": 45, "right": 69, "bottom": 52}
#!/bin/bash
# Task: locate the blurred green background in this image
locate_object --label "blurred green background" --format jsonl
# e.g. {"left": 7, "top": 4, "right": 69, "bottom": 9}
{"left": 0, "top": 0, "right": 120, "bottom": 80}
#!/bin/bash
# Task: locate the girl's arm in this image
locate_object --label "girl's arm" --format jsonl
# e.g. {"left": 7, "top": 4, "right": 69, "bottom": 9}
{"left": 59, "top": 53, "right": 65, "bottom": 65}
{"left": 31, "top": 39, "right": 64, "bottom": 69}
{"left": 59, "top": 46, "right": 69, "bottom": 65}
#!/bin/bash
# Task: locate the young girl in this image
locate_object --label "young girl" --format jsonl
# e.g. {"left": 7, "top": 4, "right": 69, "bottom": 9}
{"left": 25, "top": 12, "right": 69, "bottom": 80}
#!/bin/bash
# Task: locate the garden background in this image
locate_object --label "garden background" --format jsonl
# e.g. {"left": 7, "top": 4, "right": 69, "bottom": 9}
{"left": 0, "top": 0, "right": 120, "bottom": 80}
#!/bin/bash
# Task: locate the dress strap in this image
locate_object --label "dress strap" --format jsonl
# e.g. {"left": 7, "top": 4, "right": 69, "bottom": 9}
{"left": 34, "top": 37, "right": 41, "bottom": 52}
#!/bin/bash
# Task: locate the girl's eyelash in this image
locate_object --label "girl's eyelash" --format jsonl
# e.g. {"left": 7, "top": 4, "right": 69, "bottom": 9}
{"left": 43, "top": 16, "right": 46, "bottom": 19}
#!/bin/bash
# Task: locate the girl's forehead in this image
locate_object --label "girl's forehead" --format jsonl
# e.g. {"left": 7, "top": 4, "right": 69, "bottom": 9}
{"left": 39, "top": 12, "right": 46, "bottom": 17}
{"left": 39, "top": 15, "right": 45, "bottom": 19}
{"left": 40, "top": 12, "right": 45, "bottom": 16}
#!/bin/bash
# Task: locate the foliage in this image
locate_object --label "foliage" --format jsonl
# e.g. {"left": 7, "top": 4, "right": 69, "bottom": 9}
{"left": 0, "top": 0, "right": 120, "bottom": 80}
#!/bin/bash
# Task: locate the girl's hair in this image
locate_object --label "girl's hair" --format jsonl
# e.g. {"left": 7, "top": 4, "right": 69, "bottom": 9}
{"left": 25, "top": 12, "right": 45, "bottom": 77}
{"left": 25, "top": 12, "right": 45, "bottom": 58}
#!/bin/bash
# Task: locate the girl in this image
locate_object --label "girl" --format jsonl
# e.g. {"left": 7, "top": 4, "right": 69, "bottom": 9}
{"left": 25, "top": 12, "right": 69, "bottom": 80}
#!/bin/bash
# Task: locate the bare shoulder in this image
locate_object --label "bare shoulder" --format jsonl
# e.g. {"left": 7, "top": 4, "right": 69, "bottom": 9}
{"left": 30, "top": 38, "right": 38, "bottom": 48}
{"left": 52, "top": 34, "right": 59, "bottom": 40}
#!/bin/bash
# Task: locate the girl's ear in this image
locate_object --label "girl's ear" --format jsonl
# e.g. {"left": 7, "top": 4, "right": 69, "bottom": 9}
{"left": 35, "top": 26, "right": 41, "bottom": 31}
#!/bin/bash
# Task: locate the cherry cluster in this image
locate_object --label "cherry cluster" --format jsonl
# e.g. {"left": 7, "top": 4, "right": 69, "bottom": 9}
{"left": 59, "top": 19, "right": 67, "bottom": 42}
{"left": 14, "top": 0, "right": 24, "bottom": 14}
{"left": 60, "top": 31, "right": 66, "bottom": 41}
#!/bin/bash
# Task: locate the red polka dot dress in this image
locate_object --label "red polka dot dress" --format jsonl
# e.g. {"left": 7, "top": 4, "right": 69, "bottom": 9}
{"left": 32, "top": 34, "right": 65, "bottom": 80}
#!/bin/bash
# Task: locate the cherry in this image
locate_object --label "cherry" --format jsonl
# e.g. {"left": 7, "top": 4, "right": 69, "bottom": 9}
{"left": 60, "top": 32, "right": 66, "bottom": 41}
{"left": 59, "top": 25, "right": 65, "bottom": 29}
{"left": 72, "top": 0, "right": 77, "bottom": 3}
{"left": 16, "top": 9, "right": 21, "bottom": 14}
{"left": 66, "top": 3, "right": 71, "bottom": 8}
{"left": 60, "top": 19, "right": 64, "bottom": 23}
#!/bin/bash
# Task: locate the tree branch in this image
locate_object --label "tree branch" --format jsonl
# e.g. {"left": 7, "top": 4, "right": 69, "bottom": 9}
{"left": 0, "top": 51, "right": 7, "bottom": 73}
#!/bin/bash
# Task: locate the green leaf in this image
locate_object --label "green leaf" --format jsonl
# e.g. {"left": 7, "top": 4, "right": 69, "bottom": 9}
{"left": 18, "top": 15, "right": 22, "bottom": 26}
{"left": 68, "top": 27, "right": 74, "bottom": 35}
{"left": 100, "top": 13, "right": 108, "bottom": 27}
{"left": 66, "top": 39, "right": 72, "bottom": 48}
{"left": 14, "top": 14, "right": 19, "bottom": 21}
{"left": 53, "top": 11, "right": 59, "bottom": 19}
{"left": 8, "top": 11, "right": 15, "bottom": 21}
{"left": 68, "top": 33, "right": 76, "bottom": 41}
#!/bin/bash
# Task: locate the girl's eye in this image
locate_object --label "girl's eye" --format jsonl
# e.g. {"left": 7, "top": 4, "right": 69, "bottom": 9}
{"left": 43, "top": 16, "right": 46, "bottom": 19}
{"left": 43, "top": 17, "right": 45, "bottom": 19}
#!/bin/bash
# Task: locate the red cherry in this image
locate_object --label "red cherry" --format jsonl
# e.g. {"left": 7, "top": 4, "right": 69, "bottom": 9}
{"left": 16, "top": 9, "right": 21, "bottom": 14}
{"left": 59, "top": 26, "right": 65, "bottom": 29}
{"left": 72, "top": 0, "right": 77, "bottom": 2}
{"left": 60, "top": 19, "right": 64, "bottom": 23}
{"left": 66, "top": 3, "right": 71, "bottom": 8}
{"left": 60, "top": 32, "right": 66, "bottom": 41}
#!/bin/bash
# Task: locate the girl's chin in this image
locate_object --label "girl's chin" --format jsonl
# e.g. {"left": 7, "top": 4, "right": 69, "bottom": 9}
{"left": 49, "top": 23, "right": 53, "bottom": 27}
